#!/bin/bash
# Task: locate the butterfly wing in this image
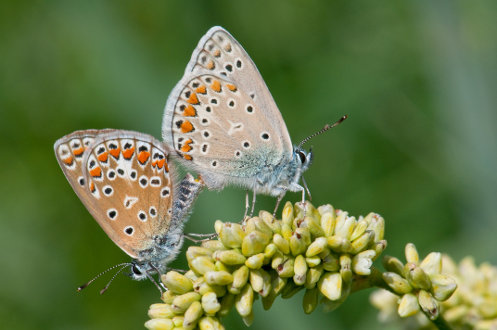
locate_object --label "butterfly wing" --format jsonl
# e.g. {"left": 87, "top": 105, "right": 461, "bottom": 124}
{"left": 54, "top": 130, "right": 174, "bottom": 259}
{"left": 163, "top": 27, "right": 294, "bottom": 189}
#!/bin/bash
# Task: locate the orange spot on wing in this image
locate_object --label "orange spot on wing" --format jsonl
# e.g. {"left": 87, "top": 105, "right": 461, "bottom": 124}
{"left": 63, "top": 156, "right": 73, "bottom": 165}
{"left": 183, "top": 154, "right": 192, "bottom": 161}
{"left": 226, "top": 84, "right": 237, "bottom": 92}
{"left": 157, "top": 159, "right": 165, "bottom": 169}
{"left": 213, "top": 49, "right": 221, "bottom": 57}
{"left": 122, "top": 147, "right": 135, "bottom": 159}
{"left": 97, "top": 152, "right": 108, "bottom": 162}
{"left": 183, "top": 105, "right": 197, "bottom": 117}
{"left": 163, "top": 161, "right": 169, "bottom": 173}
{"left": 187, "top": 93, "right": 199, "bottom": 105}
{"left": 180, "top": 139, "right": 193, "bottom": 152}
{"left": 196, "top": 85, "right": 206, "bottom": 94}
{"left": 180, "top": 121, "right": 194, "bottom": 133}
{"left": 151, "top": 160, "right": 158, "bottom": 167}
{"left": 224, "top": 43, "right": 232, "bottom": 52}
{"left": 73, "top": 147, "right": 84, "bottom": 157}
{"left": 137, "top": 151, "right": 150, "bottom": 164}
{"left": 109, "top": 148, "right": 120, "bottom": 158}
{"left": 206, "top": 60, "right": 215, "bottom": 70}
{"left": 211, "top": 80, "right": 221, "bottom": 92}
{"left": 90, "top": 167, "right": 101, "bottom": 177}
{"left": 90, "top": 182, "right": 95, "bottom": 192}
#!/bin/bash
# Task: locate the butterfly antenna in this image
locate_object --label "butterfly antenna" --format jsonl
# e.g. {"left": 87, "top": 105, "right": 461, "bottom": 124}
{"left": 77, "top": 262, "right": 132, "bottom": 293}
{"left": 298, "top": 115, "right": 348, "bottom": 148}
{"left": 99, "top": 264, "right": 131, "bottom": 295}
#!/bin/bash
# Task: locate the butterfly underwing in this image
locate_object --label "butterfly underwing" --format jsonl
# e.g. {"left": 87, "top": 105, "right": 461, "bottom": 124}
{"left": 54, "top": 129, "right": 203, "bottom": 279}
{"left": 162, "top": 26, "right": 312, "bottom": 205}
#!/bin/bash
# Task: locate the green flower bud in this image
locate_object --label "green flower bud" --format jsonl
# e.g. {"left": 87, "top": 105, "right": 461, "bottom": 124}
{"left": 183, "top": 301, "right": 203, "bottom": 329}
{"left": 201, "top": 292, "right": 221, "bottom": 315}
{"left": 420, "top": 252, "right": 442, "bottom": 276}
{"left": 383, "top": 272, "right": 412, "bottom": 294}
{"left": 352, "top": 250, "right": 376, "bottom": 275}
{"left": 214, "top": 250, "right": 246, "bottom": 266}
{"left": 305, "top": 256, "right": 321, "bottom": 268}
{"left": 280, "top": 280, "right": 303, "bottom": 299}
{"left": 198, "top": 316, "right": 224, "bottom": 330}
{"left": 327, "top": 235, "right": 352, "bottom": 254}
{"left": 259, "top": 210, "right": 282, "bottom": 234}
{"left": 245, "top": 216, "right": 272, "bottom": 236}
{"left": 306, "top": 237, "right": 328, "bottom": 257}
{"left": 320, "top": 211, "right": 336, "bottom": 237}
{"left": 340, "top": 254, "right": 353, "bottom": 283}
{"left": 235, "top": 284, "right": 254, "bottom": 317}
{"left": 405, "top": 243, "right": 419, "bottom": 265}
{"left": 334, "top": 215, "right": 356, "bottom": 239}
{"left": 250, "top": 268, "right": 271, "bottom": 297}
{"left": 201, "top": 240, "right": 225, "bottom": 252}
{"left": 230, "top": 265, "right": 249, "bottom": 294}
{"left": 382, "top": 255, "right": 406, "bottom": 276}
{"left": 161, "top": 290, "right": 175, "bottom": 304}
{"left": 276, "top": 257, "right": 295, "bottom": 278}
{"left": 172, "top": 292, "right": 201, "bottom": 314}
{"left": 398, "top": 293, "right": 419, "bottom": 317}
{"left": 242, "top": 230, "right": 271, "bottom": 256}
{"left": 305, "top": 265, "right": 324, "bottom": 289}
{"left": 242, "top": 311, "right": 254, "bottom": 327}
{"left": 418, "top": 289, "right": 439, "bottom": 320}
{"left": 145, "top": 318, "right": 173, "bottom": 330}
{"left": 405, "top": 263, "right": 431, "bottom": 291}
{"left": 172, "top": 316, "right": 184, "bottom": 327}
{"left": 281, "top": 201, "right": 294, "bottom": 226}
{"left": 190, "top": 256, "right": 216, "bottom": 275}
{"left": 322, "top": 252, "right": 340, "bottom": 272}
{"left": 273, "top": 234, "right": 290, "bottom": 254}
{"left": 290, "top": 228, "right": 311, "bottom": 256}
{"left": 218, "top": 293, "right": 235, "bottom": 317}
{"left": 161, "top": 271, "right": 194, "bottom": 295}
{"left": 364, "top": 212, "right": 385, "bottom": 242}
{"left": 187, "top": 247, "right": 213, "bottom": 263}
{"left": 218, "top": 222, "right": 245, "bottom": 248}
{"left": 264, "top": 243, "right": 278, "bottom": 260}
{"left": 148, "top": 303, "right": 174, "bottom": 319}
{"left": 245, "top": 253, "right": 265, "bottom": 269}
{"left": 350, "top": 230, "right": 375, "bottom": 254}
{"left": 205, "top": 271, "right": 234, "bottom": 286}
{"left": 430, "top": 274, "right": 457, "bottom": 301}
{"left": 350, "top": 218, "right": 368, "bottom": 241}
{"left": 303, "top": 287, "right": 319, "bottom": 314}
{"left": 294, "top": 254, "right": 308, "bottom": 286}
{"left": 318, "top": 272, "right": 342, "bottom": 301}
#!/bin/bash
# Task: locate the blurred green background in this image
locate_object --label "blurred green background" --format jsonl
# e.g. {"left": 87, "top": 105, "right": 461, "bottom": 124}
{"left": 1, "top": 1, "right": 496, "bottom": 329}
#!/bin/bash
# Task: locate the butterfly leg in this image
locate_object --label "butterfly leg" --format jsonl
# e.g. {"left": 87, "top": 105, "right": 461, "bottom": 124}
{"left": 184, "top": 233, "right": 217, "bottom": 243}
{"left": 243, "top": 191, "right": 250, "bottom": 220}
{"left": 249, "top": 189, "right": 257, "bottom": 218}
{"left": 272, "top": 193, "right": 286, "bottom": 218}
{"left": 145, "top": 269, "right": 164, "bottom": 294}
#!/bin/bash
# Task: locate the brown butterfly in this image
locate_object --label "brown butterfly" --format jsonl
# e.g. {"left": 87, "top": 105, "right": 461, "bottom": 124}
{"left": 54, "top": 129, "right": 203, "bottom": 291}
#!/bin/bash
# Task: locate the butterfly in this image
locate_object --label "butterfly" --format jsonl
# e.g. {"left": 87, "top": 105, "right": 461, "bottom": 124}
{"left": 162, "top": 26, "right": 346, "bottom": 214}
{"left": 54, "top": 129, "right": 203, "bottom": 290}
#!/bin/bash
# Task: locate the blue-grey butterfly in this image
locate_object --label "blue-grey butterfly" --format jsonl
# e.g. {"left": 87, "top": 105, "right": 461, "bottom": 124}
{"left": 54, "top": 129, "right": 203, "bottom": 291}
{"left": 162, "top": 26, "right": 345, "bottom": 214}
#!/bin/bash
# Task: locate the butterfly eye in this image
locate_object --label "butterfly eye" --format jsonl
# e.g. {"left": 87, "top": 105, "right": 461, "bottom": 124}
{"left": 131, "top": 265, "right": 142, "bottom": 276}
{"left": 297, "top": 150, "right": 307, "bottom": 164}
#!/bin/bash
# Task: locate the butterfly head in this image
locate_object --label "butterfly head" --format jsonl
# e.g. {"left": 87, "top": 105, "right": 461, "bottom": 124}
{"left": 128, "top": 261, "right": 162, "bottom": 281}
{"left": 294, "top": 146, "right": 313, "bottom": 174}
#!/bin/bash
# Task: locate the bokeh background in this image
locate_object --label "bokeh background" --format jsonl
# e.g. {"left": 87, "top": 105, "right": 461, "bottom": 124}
{"left": 1, "top": 1, "right": 496, "bottom": 329}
